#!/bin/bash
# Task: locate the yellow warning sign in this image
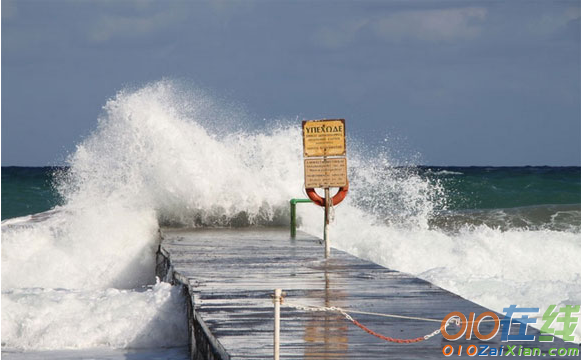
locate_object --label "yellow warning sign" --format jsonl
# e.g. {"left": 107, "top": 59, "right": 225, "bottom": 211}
{"left": 302, "top": 119, "right": 346, "bottom": 157}
{"left": 304, "top": 158, "right": 347, "bottom": 188}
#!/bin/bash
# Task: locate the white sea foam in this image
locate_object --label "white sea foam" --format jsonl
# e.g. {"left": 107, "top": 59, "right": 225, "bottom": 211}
{"left": 2, "top": 80, "right": 579, "bottom": 350}
{"left": 2, "top": 205, "right": 158, "bottom": 290}
{"left": 2, "top": 281, "right": 187, "bottom": 350}
{"left": 432, "top": 170, "right": 464, "bottom": 175}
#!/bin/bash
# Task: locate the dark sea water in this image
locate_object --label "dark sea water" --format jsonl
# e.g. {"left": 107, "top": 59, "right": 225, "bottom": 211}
{"left": 2, "top": 167, "right": 62, "bottom": 220}
{"left": 420, "top": 166, "right": 580, "bottom": 210}
{"left": 3, "top": 166, "right": 580, "bottom": 233}
{"left": 418, "top": 166, "right": 581, "bottom": 232}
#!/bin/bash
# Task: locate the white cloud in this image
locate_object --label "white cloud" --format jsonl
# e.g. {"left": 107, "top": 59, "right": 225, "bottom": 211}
{"left": 565, "top": 6, "right": 580, "bottom": 22}
{"left": 372, "top": 7, "right": 487, "bottom": 43}
{"left": 313, "top": 7, "right": 487, "bottom": 49}
{"left": 89, "top": 6, "right": 186, "bottom": 43}
{"left": 528, "top": 5, "right": 580, "bottom": 37}
{"left": 313, "top": 19, "right": 369, "bottom": 49}
{"left": 2, "top": 0, "right": 18, "bottom": 19}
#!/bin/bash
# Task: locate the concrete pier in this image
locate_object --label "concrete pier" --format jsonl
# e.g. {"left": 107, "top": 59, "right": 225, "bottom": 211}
{"left": 156, "top": 228, "right": 579, "bottom": 359}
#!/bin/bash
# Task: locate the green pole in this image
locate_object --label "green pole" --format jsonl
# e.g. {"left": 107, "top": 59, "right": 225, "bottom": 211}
{"left": 290, "top": 198, "right": 312, "bottom": 237}
{"left": 290, "top": 201, "right": 297, "bottom": 238}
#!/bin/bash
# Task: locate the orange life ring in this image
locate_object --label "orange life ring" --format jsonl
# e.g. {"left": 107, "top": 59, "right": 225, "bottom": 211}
{"left": 306, "top": 182, "right": 349, "bottom": 207}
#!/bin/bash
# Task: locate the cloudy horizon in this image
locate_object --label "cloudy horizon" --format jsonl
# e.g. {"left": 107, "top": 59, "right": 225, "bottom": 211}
{"left": 2, "top": 0, "right": 580, "bottom": 166}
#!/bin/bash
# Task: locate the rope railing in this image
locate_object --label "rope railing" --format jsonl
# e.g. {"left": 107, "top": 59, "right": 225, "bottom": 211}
{"left": 272, "top": 292, "right": 579, "bottom": 359}
{"left": 286, "top": 302, "right": 446, "bottom": 323}
{"left": 284, "top": 301, "right": 456, "bottom": 344}
{"left": 271, "top": 289, "right": 464, "bottom": 358}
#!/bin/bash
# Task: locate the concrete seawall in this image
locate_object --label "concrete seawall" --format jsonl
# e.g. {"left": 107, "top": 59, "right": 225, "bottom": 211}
{"left": 156, "top": 227, "right": 578, "bottom": 359}
{"left": 157, "top": 238, "right": 230, "bottom": 360}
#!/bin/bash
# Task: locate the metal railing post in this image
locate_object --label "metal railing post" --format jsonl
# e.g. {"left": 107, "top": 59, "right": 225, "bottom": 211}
{"left": 290, "top": 201, "right": 297, "bottom": 238}
{"left": 289, "top": 199, "right": 312, "bottom": 237}
{"left": 273, "top": 289, "right": 282, "bottom": 360}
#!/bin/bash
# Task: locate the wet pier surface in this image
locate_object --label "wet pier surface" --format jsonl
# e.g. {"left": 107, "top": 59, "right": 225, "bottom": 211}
{"left": 158, "top": 228, "right": 579, "bottom": 359}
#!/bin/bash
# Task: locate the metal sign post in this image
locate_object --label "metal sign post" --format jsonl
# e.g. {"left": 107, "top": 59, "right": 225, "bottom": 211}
{"left": 302, "top": 119, "right": 348, "bottom": 259}
{"left": 324, "top": 188, "right": 330, "bottom": 258}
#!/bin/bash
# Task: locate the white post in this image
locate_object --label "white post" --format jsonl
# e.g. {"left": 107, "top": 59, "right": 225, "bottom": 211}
{"left": 324, "top": 188, "right": 330, "bottom": 259}
{"left": 274, "top": 288, "right": 281, "bottom": 360}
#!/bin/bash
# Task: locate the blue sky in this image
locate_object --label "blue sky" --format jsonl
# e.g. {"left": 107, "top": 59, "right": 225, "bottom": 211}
{"left": 2, "top": 0, "right": 580, "bottom": 166}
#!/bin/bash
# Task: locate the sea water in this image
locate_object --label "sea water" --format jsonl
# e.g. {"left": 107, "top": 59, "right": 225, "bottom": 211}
{"left": 2, "top": 80, "right": 580, "bottom": 357}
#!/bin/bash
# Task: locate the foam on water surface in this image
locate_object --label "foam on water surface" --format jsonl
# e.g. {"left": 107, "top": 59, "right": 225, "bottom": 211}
{"left": 2, "top": 281, "right": 187, "bottom": 350}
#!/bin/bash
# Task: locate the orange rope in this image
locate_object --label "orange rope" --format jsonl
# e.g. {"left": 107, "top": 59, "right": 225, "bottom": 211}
{"left": 284, "top": 302, "right": 452, "bottom": 344}
{"left": 349, "top": 318, "right": 448, "bottom": 344}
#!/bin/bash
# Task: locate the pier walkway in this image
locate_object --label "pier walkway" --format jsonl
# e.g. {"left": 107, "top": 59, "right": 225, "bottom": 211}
{"left": 156, "top": 228, "right": 578, "bottom": 359}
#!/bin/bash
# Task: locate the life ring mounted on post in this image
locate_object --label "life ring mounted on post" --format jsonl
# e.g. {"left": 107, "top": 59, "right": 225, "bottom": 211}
{"left": 306, "top": 182, "right": 349, "bottom": 207}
